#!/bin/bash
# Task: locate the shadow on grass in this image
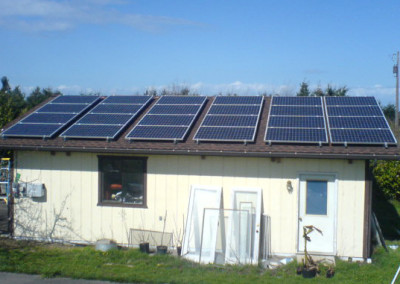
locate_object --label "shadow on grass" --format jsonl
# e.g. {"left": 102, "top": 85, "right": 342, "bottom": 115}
{"left": 372, "top": 190, "right": 400, "bottom": 240}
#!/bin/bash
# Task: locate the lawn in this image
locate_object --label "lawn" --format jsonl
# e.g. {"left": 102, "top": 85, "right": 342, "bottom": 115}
{"left": 0, "top": 238, "right": 399, "bottom": 283}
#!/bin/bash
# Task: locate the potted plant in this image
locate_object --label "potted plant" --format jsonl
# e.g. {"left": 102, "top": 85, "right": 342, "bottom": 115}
{"left": 173, "top": 215, "right": 184, "bottom": 256}
{"left": 156, "top": 211, "right": 168, "bottom": 254}
{"left": 136, "top": 214, "right": 150, "bottom": 253}
{"left": 300, "top": 225, "right": 322, "bottom": 278}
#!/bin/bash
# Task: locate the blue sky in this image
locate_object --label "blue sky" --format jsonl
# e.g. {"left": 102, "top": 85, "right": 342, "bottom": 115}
{"left": 1, "top": 0, "right": 400, "bottom": 104}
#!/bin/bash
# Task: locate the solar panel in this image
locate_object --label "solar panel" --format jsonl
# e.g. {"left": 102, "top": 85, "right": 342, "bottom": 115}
{"left": 325, "top": 96, "right": 377, "bottom": 106}
{"left": 202, "top": 115, "right": 258, "bottom": 127}
{"left": 60, "top": 125, "right": 122, "bottom": 138}
{"left": 139, "top": 115, "right": 194, "bottom": 126}
{"left": 21, "top": 113, "right": 75, "bottom": 124}
{"left": 326, "top": 106, "right": 382, "bottom": 117}
{"left": 208, "top": 105, "right": 260, "bottom": 115}
{"left": 194, "top": 127, "right": 255, "bottom": 141}
{"left": 51, "top": 96, "right": 100, "bottom": 104}
{"left": 90, "top": 104, "right": 143, "bottom": 114}
{"left": 325, "top": 96, "right": 396, "bottom": 145}
{"left": 1, "top": 124, "right": 63, "bottom": 137}
{"left": 148, "top": 105, "right": 201, "bottom": 115}
{"left": 213, "top": 96, "right": 263, "bottom": 105}
{"left": 329, "top": 117, "right": 388, "bottom": 129}
{"left": 264, "top": 96, "right": 327, "bottom": 144}
{"left": 330, "top": 129, "right": 396, "bottom": 144}
{"left": 102, "top": 96, "right": 152, "bottom": 104}
{"left": 272, "top": 96, "right": 321, "bottom": 106}
{"left": 77, "top": 114, "right": 132, "bottom": 125}
{"left": 157, "top": 96, "right": 205, "bottom": 105}
{"left": 194, "top": 96, "right": 263, "bottom": 142}
{"left": 61, "top": 96, "right": 152, "bottom": 140}
{"left": 126, "top": 126, "right": 188, "bottom": 140}
{"left": 126, "top": 96, "right": 207, "bottom": 141}
{"left": 37, "top": 104, "right": 89, "bottom": 113}
{"left": 268, "top": 116, "right": 325, "bottom": 128}
{"left": 1, "top": 96, "right": 101, "bottom": 138}
{"left": 266, "top": 128, "right": 327, "bottom": 143}
{"left": 270, "top": 106, "right": 323, "bottom": 116}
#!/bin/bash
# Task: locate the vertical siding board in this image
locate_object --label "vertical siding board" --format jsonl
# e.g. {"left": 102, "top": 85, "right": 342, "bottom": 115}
{"left": 13, "top": 151, "right": 366, "bottom": 258}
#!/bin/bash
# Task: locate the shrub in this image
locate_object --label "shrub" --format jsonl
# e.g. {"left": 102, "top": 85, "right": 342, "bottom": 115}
{"left": 372, "top": 160, "right": 400, "bottom": 200}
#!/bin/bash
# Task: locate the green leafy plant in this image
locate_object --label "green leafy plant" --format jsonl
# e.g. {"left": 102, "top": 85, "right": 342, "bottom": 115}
{"left": 372, "top": 160, "right": 400, "bottom": 200}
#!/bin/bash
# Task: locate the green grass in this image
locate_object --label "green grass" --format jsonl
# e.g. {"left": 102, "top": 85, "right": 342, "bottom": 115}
{"left": 0, "top": 239, "right": 400, "bottom": 283}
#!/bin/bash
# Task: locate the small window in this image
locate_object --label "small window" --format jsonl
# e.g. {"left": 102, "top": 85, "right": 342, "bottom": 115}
{"left": 306, "top": 180, "right": 327, "bottom": 215}
{"left": 98, "top": 156, "right": 147, "bottom": 207}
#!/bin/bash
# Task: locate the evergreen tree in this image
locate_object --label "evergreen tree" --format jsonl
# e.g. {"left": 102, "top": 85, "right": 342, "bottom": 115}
{"left": 297, "top": 82, "right": 310, "bottom": 96}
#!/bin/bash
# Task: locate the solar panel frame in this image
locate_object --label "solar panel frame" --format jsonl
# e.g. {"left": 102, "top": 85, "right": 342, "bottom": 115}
{"left": 264, "top": 96, "right": 328, "bottom": 144}
{"left": 61, "top": 96, "right": 153, "bottom": 140}
{"left": 325, "top": 96, "right": 397, "bottom": 145}
{"left": 1, "top": 96, "right": 101, "bottom": 138}
{"left": 126, "top": 96, "right": 207, "bottom": 141}
{"left": 193, "top": 96, "right": 264, "bottom": 142}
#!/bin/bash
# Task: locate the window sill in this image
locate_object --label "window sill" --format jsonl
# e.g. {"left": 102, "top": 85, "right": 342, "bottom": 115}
{"left": 97, "top": 202, "right": 148, "bottom": 209}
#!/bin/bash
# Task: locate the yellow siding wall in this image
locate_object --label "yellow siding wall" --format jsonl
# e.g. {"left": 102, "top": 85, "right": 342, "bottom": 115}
{"left": 13, "top": 151, "right": 366, "bottom": 257}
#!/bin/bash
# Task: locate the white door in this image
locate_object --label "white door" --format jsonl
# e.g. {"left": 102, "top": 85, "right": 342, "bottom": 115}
{"left": 298, "top": 174, "right": 337, "bottom": 255}
{"left": 226, "top": 187, "right": 262, "bottom": 264}
{"left": 182, "top": 185, "right": 222, "bottom": 263}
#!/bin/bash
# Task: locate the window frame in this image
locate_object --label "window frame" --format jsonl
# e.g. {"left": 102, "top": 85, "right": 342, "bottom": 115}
{"left": 97, "top": 155, "right": 147, "bottom": 208}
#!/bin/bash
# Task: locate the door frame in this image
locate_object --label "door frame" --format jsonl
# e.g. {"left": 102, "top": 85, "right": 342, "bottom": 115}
{"left": 182, "top": 184, "right": 222, "bottom": 263}
{"left": 296, "top": 172, "right": 338, "bottom": 255}
{"left": 228, "top": 187, "right": 262, "bottom": 264}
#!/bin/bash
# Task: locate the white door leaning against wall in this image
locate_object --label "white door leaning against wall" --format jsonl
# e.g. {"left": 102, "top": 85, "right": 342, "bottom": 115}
{"left": 298, "top": 174, "right": 337, "bottom": 255}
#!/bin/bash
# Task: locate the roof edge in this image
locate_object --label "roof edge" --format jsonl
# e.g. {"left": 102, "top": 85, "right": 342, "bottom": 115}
{"left": 3, "top": 145, "right": 399, "bottom": 160}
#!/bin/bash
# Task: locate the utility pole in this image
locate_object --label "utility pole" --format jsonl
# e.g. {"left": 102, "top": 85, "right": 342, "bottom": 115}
{"left": 394, "top": 52, "right": 399, "bottom": 133}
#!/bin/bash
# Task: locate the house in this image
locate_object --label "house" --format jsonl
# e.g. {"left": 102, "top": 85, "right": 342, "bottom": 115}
{"left": 0, "top": 95, "right": 398, "bottom": 264}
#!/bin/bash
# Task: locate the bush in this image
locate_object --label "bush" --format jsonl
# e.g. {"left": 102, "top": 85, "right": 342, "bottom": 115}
{"left": 372, "top": 160, "right": 400, "bottom": 200}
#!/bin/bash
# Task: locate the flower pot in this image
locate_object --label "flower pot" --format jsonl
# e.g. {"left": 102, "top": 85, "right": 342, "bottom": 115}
{"left": 139, "top": 242, "right": 150, "bottom": 253}
{"left": 177, "top": 246, "right": 182, "bottom": 256}
{"left": 156, "top": 245, "right": 168, "bottom": 255}
{"left": 302, "top": 268, "right": 317, "bottom": 278}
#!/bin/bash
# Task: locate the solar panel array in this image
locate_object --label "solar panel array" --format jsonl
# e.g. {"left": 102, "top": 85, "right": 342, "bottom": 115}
{"left": 325, "top": 96, "right": 397, "bottom": 145}
{"left": 61, "top": 96, "right": 152, "bottom": 140}
{"left": 126, "top": 96, "right": 206, "bottom": 141}
{"left": 193, "top": 96, "right": 263, "bottom": 142}
{"left": 1, "top": 96, "right": 100, "bottom": 138}
{"left": 1, "top": 94, "right": 397, "bottom": 147}
{"left": 265, "top": 97, "right": 328, "bottom": 144}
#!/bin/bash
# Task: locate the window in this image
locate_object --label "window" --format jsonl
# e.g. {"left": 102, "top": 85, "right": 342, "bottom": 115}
{"left": 98, "top": 156, "right": 147, "bottom": 207}
{"left": 306, "top": 180, "right": 327, "bottom": 215}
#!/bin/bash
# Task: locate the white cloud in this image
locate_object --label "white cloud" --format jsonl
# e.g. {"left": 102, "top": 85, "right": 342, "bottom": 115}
{"left": 349, "top": 85, "right": 396, "bottom": 105}
{"left": 0, "top": 0, "right": 199, "bottom": 33}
